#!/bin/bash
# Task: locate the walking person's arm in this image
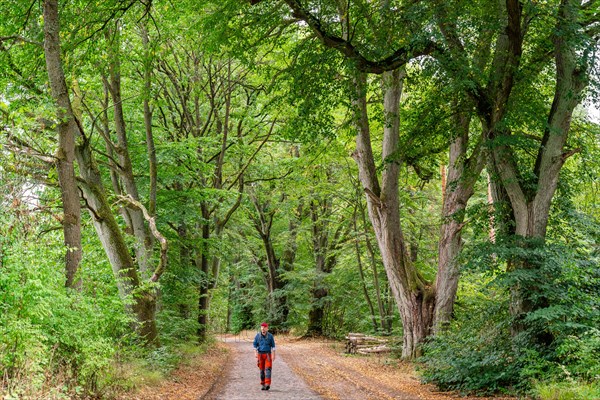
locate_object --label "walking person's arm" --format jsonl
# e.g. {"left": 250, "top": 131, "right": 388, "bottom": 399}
{"left": 253, "top": 334, "right": 259, "bottom": 358}
{"left": 270, "top": 334, "right": 276, "bottom": 362}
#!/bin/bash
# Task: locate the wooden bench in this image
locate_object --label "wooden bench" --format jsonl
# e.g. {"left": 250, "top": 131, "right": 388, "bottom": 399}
{"left": 345, "top": 332, "right": 391, "bottom": 354}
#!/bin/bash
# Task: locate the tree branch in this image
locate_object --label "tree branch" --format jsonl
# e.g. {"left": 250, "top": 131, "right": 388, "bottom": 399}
{"left": 251, "top": 0, "right": 439, "bottom": 74}
{"left": 0, "top": 35, "right": 42, "bottom": 47}
{"left": 363, "top": 187, "right": 382, "bottom": 208}
{"left": 117, "top": 195, "right": 168, "bottom": 283}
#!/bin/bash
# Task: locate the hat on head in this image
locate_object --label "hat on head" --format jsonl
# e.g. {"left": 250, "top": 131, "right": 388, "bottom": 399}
{"left": 260, "top": 322, "right": 268, "bottom": 327}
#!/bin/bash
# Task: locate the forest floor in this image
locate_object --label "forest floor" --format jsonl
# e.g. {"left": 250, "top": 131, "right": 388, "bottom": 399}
{"left": 124, "top": 331, "right": 516, "bottom": 400}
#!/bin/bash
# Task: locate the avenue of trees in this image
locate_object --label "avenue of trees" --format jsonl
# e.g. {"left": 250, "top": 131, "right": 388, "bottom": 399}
{"left": 1, "top": 0, "right": 599, "bottom": 398}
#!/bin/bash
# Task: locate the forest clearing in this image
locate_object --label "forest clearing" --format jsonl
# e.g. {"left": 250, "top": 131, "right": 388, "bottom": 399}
{"left": 1, "top": 0, "right": 599, "bottom": 399}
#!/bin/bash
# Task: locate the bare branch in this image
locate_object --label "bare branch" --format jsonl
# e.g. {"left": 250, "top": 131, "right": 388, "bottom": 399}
{"left": 562, "top": 147, "right": 582, "bottom": 160}
{"left": 0, "top": 35, "right": 43, "bottom": 47}
{"left": 117, "top": 195, "right": 168, "bottom": 283}
{"left": 226, "top": 118, "right": 277, "bottom": 190}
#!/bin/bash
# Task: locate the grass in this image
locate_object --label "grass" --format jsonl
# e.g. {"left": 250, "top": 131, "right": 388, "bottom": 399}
{"left": 533, "top": 381, "right": 600, "bottom": 400}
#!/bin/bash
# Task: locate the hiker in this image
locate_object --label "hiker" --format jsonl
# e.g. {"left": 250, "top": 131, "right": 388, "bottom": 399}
{"left": 253, "top": 322, "right": 276, "bottom": 390}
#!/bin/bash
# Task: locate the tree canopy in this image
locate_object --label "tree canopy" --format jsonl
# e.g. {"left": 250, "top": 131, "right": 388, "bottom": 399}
{"left": 1, "top": 0, "right": 599, "bottom": 397}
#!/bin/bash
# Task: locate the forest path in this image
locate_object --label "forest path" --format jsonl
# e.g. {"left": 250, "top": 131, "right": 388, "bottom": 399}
{"left": 205, "top": 334, "right": 321, "bottom": 400}
{"left": 125, "top": 332, "right": 513, "bottom": 400}
{"left": 203, "top": 332, "right": 452, "bottom": 400}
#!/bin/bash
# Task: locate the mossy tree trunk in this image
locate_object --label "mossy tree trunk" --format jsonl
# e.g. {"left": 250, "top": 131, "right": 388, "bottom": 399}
{"left": 42, "top": 0, "right": 82, "bottom": 290}
{"left": 43, "top": 1, "right": 166, "bottom": 345}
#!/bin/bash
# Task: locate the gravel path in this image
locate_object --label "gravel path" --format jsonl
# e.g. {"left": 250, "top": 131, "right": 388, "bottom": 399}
{"left": 206, "top": 336, "right": 322, "bottom": 400}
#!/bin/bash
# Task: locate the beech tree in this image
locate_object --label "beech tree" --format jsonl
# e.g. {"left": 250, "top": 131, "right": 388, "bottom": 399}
{"left": 1, "top": 0, "right": 599, "bottom": 396}
{"left": 247, "top": 175, "right": 300, "bottom": 331}
{"left": 305, "top": 161, "right": 350, "bottom": 336}
{"left": 434, "top": 0, "right": 599, "bottom": 339}
{"left": 42, "top": 0, "right": 82, "bottom": 290}
{"left": 151, "top": 36, "right": 276, "bottom": 339}
{"left": 39, "top": 0, "right": 171, "bottom": 344}
{"left": 276, "top": 0, "right": 457, "bottom": 357}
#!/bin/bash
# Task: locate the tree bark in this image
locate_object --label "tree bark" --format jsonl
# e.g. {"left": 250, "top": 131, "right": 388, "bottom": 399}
{"left": 306, "top": 192, "right": 343, "bottom": 336}
{"left": 42, "top": 0, "right": 82, "bottom": 290}
{"left": 492, "top": 0, "right": 588, "bottom": 338}
{"left": 43, "top": 3, "right": 163, "bottom": 344}
{"left": 434, "top": 108, "right": 485, "bottom": 332}
{"left": 140, "top": 22, "right": 157, "bottom": 217}
{"left": 352, "top": 205, "right": 379, "bottom": 332}
{"left": 351, "top": 69, "right": 434, "bottom": 358}
{"left": 250, "top": 192, "right": 293, "bottom": 332}
{"left": 106, "top": 25, "right": 153, "bottom": 276}
{"left": 358, "top": 192, "right": 390, "bottom": 332}
{"left": 197, "top": 203, "right": 211, "bottom": 341}
{"left": 76, "top": 140, "right": 159, "bottom": 344}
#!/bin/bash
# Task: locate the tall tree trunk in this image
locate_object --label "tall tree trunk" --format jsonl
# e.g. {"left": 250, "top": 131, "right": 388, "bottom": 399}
{"left": 197, "top": 203, "right": 211, "bottom": 342}
{"left": 306, "top": 194, "right": 343, "bottom": 336}
{"left": 193, "top": 62, "right": 245, "bottom": 340}
{"left": 264, "top": 231, "right": 289, "bottom": 330}
{"left": 352, "top": 206, "right": 379, "bottom": 332}
{"left": 306, "top": 198, "right": 329, "bottom": 336}
{"left": 42, "top": 0, "right": 82, "bottom": 290}
{"left": 177, "top": 221, "right": 193, "bottom": 319}
{"left": 44, "top": 2, "right": 164, "bottom": 344}
{"left": 140, "top": 22, "right": 157, "bottom": 217}
{"left": 352, "top": 69, "right": 434, "bottom": 358}
{"left": 357, "top": 192, "right": 389, "bottom": 332}
{"left": 106, "top": 25, "right": 152, "bottom": 275}
{"left": 493, "top": 0, "right": 588, "bottom": 339}
{"left": 76, "top": 141, "right": 159, "bottom": 344}
{"left": 250, "top": 194, "right": 292, "bottom": 332}
{"left": 194, "top": 180, "right": 243, "bottom": 341}
{"left": 434, "top": 108, "right": 485, "bottom": 332}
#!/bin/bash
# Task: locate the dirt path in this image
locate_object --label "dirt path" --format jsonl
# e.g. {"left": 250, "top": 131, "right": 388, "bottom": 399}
{"left": 277, "top": 337, "right": 513, "bottom": 400}
{"left": 205, "top": 335, "right": 321, "bottom": 399}
{"left": 279, "top": 340, "right": 419, "bottom": 400}
{"left": 123, "top": 333, "right": 514, "bottom": 400}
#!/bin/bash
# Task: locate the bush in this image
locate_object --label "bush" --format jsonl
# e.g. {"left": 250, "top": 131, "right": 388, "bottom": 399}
{"left": 0, "top": 227, "right": 132, "bottom": 398}
{"left": 420, "top": 235, "right": 599, "bottom": 395}
{"left": 555, "top": 329, "right": 600, "bottom": 382}
{"left": 419, "top": 296, "right": 525, "bottom": 395}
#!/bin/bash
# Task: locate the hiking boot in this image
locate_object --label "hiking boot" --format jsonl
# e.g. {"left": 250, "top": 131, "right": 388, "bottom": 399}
{"left": 265, "top": 385, "right": 270, "bottom": 390}
{"left": 261, "top": 385, "right": 266, "bottom": 390}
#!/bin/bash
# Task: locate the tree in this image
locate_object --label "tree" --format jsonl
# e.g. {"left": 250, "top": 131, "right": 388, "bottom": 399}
{"left": 42, "top": 0, "right": 82, "bottom": 290}
{"left": 247, "top": 178, "right": 298, "bottom": 331}
{"left": 305, "top": 162, "right": 349, "bottom": 336}
{"left": 151, "top": 40, "right": 271, "bottom": 339}
{"left": 235, "top": 0, "right": 499, "bottom": 356}
{"left": 40, "top": 1, "right": 169, "bottom": 345}
{"left": 434, "top": 0, "right": 599, "bottom": 340}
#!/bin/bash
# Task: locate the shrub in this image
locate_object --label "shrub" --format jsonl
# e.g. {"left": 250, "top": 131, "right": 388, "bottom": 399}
{"left": 419, "top": 297, "right": 524, "bottom": 395}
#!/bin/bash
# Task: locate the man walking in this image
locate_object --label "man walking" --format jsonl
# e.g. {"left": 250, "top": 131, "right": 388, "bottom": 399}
{"left": 253, "top": 322, "right": 276, "bottom": 390}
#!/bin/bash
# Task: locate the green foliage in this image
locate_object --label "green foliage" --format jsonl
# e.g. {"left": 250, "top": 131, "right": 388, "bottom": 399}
{"left": 282, "top": 44, "right": 346, "bottom": 142}
{"left": 1, "top": 0, "right": 599, "bottom": 396}
{"left": 533, "top": 381, "right": 600, "bottom": 400}
{"left": 419, "top": 293, "right": 523, "bottom": 394}
{"left": 323, "top": 260, "right": 386, "bottom": 337}
{"left": 144, "top": 346, "right": 181, "bottom": 372}
{"left": 421, "top": 192, "right": 600, "bottom": 394}
{"left": 0, "top": 225, "right": 129, "bottom": 397}
{"left": 555, "top": 329, "right": 600, "bottom": 382}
